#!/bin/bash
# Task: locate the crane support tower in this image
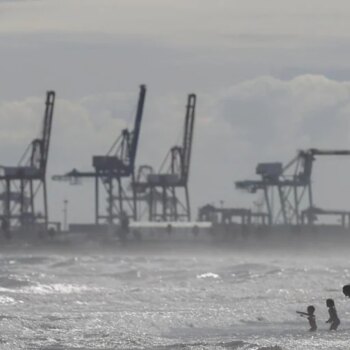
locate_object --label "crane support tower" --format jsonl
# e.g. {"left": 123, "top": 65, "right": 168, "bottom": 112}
{"left": 135, "top": 94, "right": 196, "bottom": 221}
{"left": 236, "top": 148, "right": 350, "bottom": 226}
{"left": 53, "top": 85, "right": 146, "bottom": 225}
{"left": 0, "top": 91, "right": 55, "bottom": 232}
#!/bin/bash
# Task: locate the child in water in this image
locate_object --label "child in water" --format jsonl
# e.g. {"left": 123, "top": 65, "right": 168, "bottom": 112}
{"left": 297, "top": 305, "right": 317, "bottom": 331}
{"left": 326, "top": 299, "right": 340, "bottom": 331}
{"left": 343, "top": 284, "right": 350, "bottom": 298}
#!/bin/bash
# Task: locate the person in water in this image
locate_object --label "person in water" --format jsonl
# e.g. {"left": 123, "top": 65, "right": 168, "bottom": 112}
{"left": 296, "top": 305, "right": 317, "bottom": 331}
{"left": 326, "top": 298, "right": 340, "bottom": 331}
{"left": 343, "top": 284, "right": 350, "bottom": 298}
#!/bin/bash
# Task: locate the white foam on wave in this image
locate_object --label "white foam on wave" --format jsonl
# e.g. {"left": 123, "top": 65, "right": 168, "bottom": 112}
{"left": 24, "top": 283, "right": 95, "bottom": 295}
{"left": 0, "top": 283, "right": 98, "bottom": 295}
{"left": 196, "top": 272, "right": 220, "bottom": 279}
{"left": 0, "top": 295, "right": 17, "bottom": 304}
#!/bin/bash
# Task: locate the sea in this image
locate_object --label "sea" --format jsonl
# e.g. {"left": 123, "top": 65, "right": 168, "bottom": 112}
{"left": 0, "top": 234, "right": 349, "bottom": 349}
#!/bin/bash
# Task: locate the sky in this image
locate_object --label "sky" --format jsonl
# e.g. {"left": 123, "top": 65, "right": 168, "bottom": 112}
{"left": 2, "top": 0, "right": 350, "bottom": 225}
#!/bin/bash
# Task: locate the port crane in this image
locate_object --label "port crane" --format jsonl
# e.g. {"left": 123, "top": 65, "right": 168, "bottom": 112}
{"left": 236, "top": 148, "right": 350, "bottom": 226}
{"left": 0, "top": 91, "right": 55, "bottom": 231}
{"left": 134, "top": 94, "right": 196, "bottom": 221}
{"left": 53, "top": 85, "right": 146, "bottom": 225}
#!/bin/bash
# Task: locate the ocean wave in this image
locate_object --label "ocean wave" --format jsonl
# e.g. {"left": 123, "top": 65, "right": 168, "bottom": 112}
{"left": 0, "top": 295, "right": 17, "bottom": 304}
{"left": 151, "top": 340, "right": 282, "bottom": 349}
{"left": 7, "top": 256, "right": 51, "bottom": 265}
{"left": 0, "top": 275, "right": 32, "bottom": 288}
{"left": 50, "top": 257, "right": 79, "bottom": 268}
{"left": 151, "top": 340, "right": 246, "bottom": 349}
{"left": 197, "top": 272, "right": 220, "bottom": 279}
{"left": 0, "top": 282, "right": 96, "bottom": 295}
{"left": 23, "top": 283, "right": 95, "bottom": 295}
{"left": 110, "top": 269, "right": 142, "bottom": 280}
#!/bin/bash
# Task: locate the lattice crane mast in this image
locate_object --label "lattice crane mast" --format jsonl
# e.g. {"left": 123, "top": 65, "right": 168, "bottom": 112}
{"left": 53, "top": 85, "right": 146, "bottom": 225}
{"left": 135, "top": 93, "right": 196, "bottom": 221}
{"left": 235, "top": 148, "right": 350, "bottom": 226}
{"left": 0, "top": 91, "right": 55, "bottom": 231}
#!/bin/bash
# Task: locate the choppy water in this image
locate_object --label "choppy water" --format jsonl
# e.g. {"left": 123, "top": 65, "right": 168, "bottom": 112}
{"left": 0, "top": 241, "right": 349, "bottom": 349}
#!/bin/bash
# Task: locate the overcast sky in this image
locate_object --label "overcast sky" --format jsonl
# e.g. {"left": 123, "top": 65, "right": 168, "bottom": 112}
{"left": 2, "top": 0, "right": 350, "bottom": 224}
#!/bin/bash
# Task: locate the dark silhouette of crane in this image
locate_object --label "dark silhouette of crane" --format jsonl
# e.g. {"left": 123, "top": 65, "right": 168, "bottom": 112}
{"left": 134, "top": 94, "right": 196, "bottom": 221}
{"left": 53, "top": 85, "right": 146, "bottom": 225}
{"left": 0, "top": 91, "right": 55, "bottom": 232}
{"left": 236, "top": 148, "right": 350, "bottom": 226}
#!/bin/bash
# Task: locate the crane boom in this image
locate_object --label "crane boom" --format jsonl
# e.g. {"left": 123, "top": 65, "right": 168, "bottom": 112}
{"left": 308, "top": 148, "right": 350, "bottom": 156}
{"left": 29, "top": 91, "right": 55, "bottom": 177}
{"left": 54, "top": 85, "right": 146, "bottom": 224}
{"left": 181, "top": 94, "right": 196, "bottom": 182}
{"left": 129, "top": 85, "right": 146, "bottom": 172}
{"left": 41, "top": 91, "right": 55, "bottom": 173}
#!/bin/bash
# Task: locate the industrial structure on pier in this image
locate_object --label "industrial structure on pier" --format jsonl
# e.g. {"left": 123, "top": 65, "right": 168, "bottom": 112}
{"left": 0, "top": 91, "right": 55, "bottom": 232}
{"left": 2, "top": 85, "right": 350, "bottom": 241}
{"left": 134, "top": 93, "right": 196, "bottom": 222}
{"left": 233, "top": 148, "right": 350, "bottom": 228}
{"left": 53, "top": 85, "right": 146, "bottom": 226}
{"left": 53, "top": 88, "right": 197, "bottom": 231}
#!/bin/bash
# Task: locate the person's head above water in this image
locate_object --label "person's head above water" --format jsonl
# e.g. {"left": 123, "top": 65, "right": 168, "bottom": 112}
{"left": 343, "top": 284, "right": 350, "bottom": 298}
{"left": 307, "top": 305, "right": 315, "bottom": 315}
{"left": 326, "top": 299, "right": 335, "bottom": 308}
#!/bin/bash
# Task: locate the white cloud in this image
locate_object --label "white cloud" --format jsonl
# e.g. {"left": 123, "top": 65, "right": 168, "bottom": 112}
{"left": 216, "top": 75, "right": 350, "bottom": 157}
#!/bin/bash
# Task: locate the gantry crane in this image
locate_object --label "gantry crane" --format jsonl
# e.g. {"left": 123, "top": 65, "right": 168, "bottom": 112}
{"left": 134, "top": 94, "right": 196, "bottom": 221}
{"left": 236, "top": 148, "right": 350, "bottom": 226}
{"left": 53, "top": 85, "right": 146, "bottom": 225}
{"left": 0, "top": 91, "right": 55, "bottom": 232}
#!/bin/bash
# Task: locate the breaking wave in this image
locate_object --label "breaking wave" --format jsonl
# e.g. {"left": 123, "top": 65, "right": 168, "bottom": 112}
{"left": 197, "top": 272, "right": 220, "bottom": 279}
{"left": 0, "top": 282, "right": 96, "bottom": 295}
{"left": 0, "top": 295, "right": 17, "bottom": 304}
{"left": 23, "top": 283, "right": 95, "bottom": 295}
{"left": 0, "top": 275, "right": 32, "bottom": 289}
